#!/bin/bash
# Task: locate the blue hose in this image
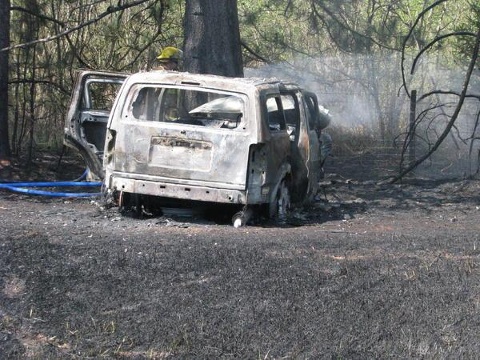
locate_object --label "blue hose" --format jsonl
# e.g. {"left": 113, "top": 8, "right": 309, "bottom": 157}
{"left": 72, "top": 168, "right": 89, "bottom": 182}
{"left": 0, "top": 181, "right": 101, "bottom": 187}
{"left": 0, "top": 169, "right": 103, "bottom": 198}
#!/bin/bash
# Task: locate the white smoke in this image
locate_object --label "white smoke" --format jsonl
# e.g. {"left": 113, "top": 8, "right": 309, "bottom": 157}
{"left": 245, "top": 54, "right": 480, "bottom": 179}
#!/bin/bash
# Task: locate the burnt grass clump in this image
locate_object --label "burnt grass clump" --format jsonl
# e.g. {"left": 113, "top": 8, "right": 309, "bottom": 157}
{"left": 1, "top": 152, "right": 480, "bottom": 358}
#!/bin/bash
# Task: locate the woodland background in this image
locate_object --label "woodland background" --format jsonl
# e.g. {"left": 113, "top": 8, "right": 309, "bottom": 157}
{"left": 1, "top": 0, "right": 479, "bottom": 180}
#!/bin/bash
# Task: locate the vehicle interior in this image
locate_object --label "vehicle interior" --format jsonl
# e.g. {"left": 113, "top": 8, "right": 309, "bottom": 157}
{"left": 130, "top": 86, "right": 246, "bottom": 130}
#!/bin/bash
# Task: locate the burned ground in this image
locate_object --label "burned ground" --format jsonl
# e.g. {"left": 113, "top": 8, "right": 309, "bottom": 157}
{"left": 1, "top": 152, "right": 480, "bottom": 359}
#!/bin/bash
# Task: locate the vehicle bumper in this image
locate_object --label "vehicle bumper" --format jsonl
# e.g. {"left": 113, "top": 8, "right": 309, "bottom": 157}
{"left": 107, "top": 174, "right": 250, "bottom": 205}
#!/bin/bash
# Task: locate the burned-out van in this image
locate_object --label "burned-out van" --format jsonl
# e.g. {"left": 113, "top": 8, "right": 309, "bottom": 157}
{"left": 65, "top": 70, "right": 331, "bottom": 226}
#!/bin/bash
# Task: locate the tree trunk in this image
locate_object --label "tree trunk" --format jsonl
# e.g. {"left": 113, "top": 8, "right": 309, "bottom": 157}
{"left": 183, "top": 0, "right": 243, "bottom": 77}
{"left": 0, "top": 0, "right": 11, "bottom": 161}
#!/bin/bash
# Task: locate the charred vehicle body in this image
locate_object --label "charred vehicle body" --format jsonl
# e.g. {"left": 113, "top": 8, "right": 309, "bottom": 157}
{"left": 65, "top": 70, "right": 331, "bottom": 226}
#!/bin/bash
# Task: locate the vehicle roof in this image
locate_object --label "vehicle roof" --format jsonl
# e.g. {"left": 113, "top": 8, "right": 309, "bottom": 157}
{"left": 124, "top": 70, "right": 301, "bottom": 93}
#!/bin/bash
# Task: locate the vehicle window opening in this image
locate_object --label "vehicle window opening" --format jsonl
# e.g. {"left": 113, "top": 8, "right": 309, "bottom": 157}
{"left": 132, "top": 88, "right": 158, "bottom": 120}
{"left": 130, "top": 86, "right": 245, "bottom": 129}
{"left": 280, "top": 93, "right": 300, "bottom": 141}
{"left": 305, "top": 95, "right": 319, "bottom": 131}
{"left": 266, "top": 96, "right": 287, "bottom": 132}
{"left": 79, "top": 78, "right": 123, "bottom": 158}
{"left": 82, "top": 80, "right": 122, "bottom": 110}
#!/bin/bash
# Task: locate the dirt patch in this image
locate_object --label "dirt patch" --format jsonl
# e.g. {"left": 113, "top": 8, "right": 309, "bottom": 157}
{"left": 1, "top": 152, "right": 480, "bottom": 358}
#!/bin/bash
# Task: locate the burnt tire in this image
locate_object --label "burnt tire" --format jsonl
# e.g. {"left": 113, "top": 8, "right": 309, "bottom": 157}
{"left": 268, "top": 179, "right": 291, "bottom": 219}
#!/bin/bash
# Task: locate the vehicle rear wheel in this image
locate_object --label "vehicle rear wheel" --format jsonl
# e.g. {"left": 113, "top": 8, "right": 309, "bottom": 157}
{"left": 268, "top": 179, "right": 291, "bottom": 219}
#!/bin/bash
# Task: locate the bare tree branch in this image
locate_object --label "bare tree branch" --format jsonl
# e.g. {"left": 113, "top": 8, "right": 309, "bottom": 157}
{"left": 418, "top": 90, "right": 480, "bottom": 102}
{"left": 310, "top": 0, "right": 400, "bottom": 52}
{"left": 401, "top": 0, "right": 449, "bottom": 98}
{"left": 240, "top": 40, "right": 270, "bottom": 64}
{"left": 11, "top": 6, "right": 65, "bottom": 26}
{"left": 2, "top": 0, "right": 154, "bottom": 52}
{"left": 411, "top": 31, "right": 476, "bottom": 75}
{"left": 392, "top": 25, "right": 480, "bottom": 183}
